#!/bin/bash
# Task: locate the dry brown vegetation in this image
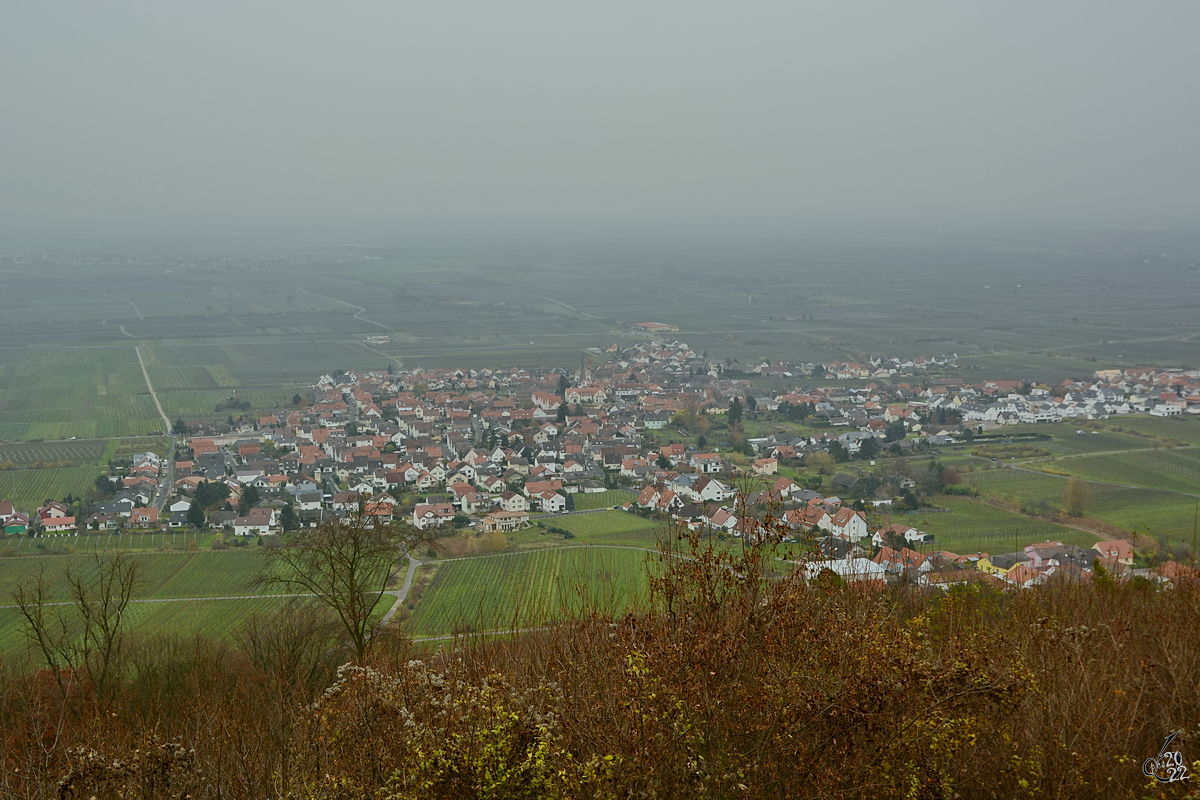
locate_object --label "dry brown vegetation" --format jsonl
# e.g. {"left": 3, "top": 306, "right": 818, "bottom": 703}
{"left": 2, "top": 525, "right": 1199, "bottom": 799}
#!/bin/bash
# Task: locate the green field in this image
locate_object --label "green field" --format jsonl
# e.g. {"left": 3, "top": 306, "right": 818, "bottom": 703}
{"left": 546, "top": 510, "right": 661, "bottom": 546}
{"left": 406, "top": 547, "right": 651, "bottom": 638}
{"left": 964, "top": 466, "right": 1200, "bottom": 549}
{"left": 571, "top": 489, "right": 637, "bottom": 510}
{"left": 0, "top": 440, "right": 109, "bottom": 466}
{"left": 0, "top": 549, "right": 297, "bottom": 656}
{"left": 0, "top": 465, "right": 108, "bottom": 510}
{"left": 903, "top": 496, "right": 1096, "bottom": 554}
{"left": 0, "top": 530, "right": 218, "bottom": 556}
{"left": 1036, "top": 449, "right": 1200, "bottom": 495}
{"left": 1025, "top": 428, "right": 1152, "bottom": 456}
{"left": 1100, "top": 416, "right": 1200, "bottom": 445}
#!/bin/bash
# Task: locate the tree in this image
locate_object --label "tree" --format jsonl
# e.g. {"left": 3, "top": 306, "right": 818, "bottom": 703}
{"left": 186, "top": 502, "right": 206, "bottom": 529}
{"left": 745, "top": 395, "right": 757, "bottom": 413}
{"left": 238, "top": 485, "right": 261, "bottom": 516}
{"left": 828, "top": 441, "right": 849, "bottom": 463}
{"left": 564, "top": 492, "right": 575, "bottom": 511}
{"left": 728, "top": 397, "right": 743, "bottom": 426}
{"left": 857, "top": 438, "right": 881, "bottom": 460}
{"left": 1064, "top": 477, "right": 1090, "bottom": 518}
{"left": 556, "top": 403, "right": 567, "bottom": 423}
{"left": 656, "top": 453, "right": 672, "bottom": 470}
{"left": 94, "top": 474, "right": 118, "bottom": 497}
{"left": 697, "top": 435, "right": 708, "bottom": 450}
{"left": 292, "top": 393, "right": 303, "bottom": 406}
{"left": 258, "top": 512, "right": 429, "bottom": 662}
{"left": 13, "top": 554, "right": 140, "bottom": 703}
{"left": 171, "top": 417, "right": 189, "bottom": 435}
{"left": 194, "top": 479, "right": 231, "bottom": 509}
{"left": 280, "top": 503, "right": 300, "bottom": 531}
{"left": 884, "top": 421, "right": 906, "bottom": 443}
{"left": 556, "top": 374, "right": 569, "bottom": 396}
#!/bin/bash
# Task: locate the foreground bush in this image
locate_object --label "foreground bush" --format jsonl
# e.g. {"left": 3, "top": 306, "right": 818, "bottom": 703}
{"left": 2, "top": 535, "right": 1199, "bottom": 798}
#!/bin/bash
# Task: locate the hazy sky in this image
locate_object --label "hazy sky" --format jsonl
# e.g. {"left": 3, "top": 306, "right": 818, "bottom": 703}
{"left": 3, "top": 2, "right": 1198, "bottom": 235}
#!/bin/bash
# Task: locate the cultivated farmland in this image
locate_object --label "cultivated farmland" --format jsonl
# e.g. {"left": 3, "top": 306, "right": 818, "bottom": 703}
{"left": 545, "top": 510, "right": 661, "bottom": 545}
{"left": 909, "top": 497, "right": 1096, "bottom": 554}
{"left": 0, "top": 466, "right": 108, "bottom": 511}
{"left": 1040, "top": 449, "right": 1200, "bottom": 495}
{"left": 571, "top": 490, "right": 637, "bottom": 510}
{"left": 406, "top": 547, "right": 651, "bottom": 638}
{"left": 0, "top": 550, "right": 295, "bottom": 657}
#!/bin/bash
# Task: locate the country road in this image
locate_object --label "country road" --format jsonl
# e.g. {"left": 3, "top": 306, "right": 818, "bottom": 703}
{"left": 298, "top": 287, "right": 393, "bottom": 333}
{"left": 135, "top": 346, "right": 171, "bottom": 432}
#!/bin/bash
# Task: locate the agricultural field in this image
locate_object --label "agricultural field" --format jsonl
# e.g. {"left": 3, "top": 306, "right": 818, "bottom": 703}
{"left": 405, "top": 547, "right": 652, "bottom": 638}
{"left": 544, "top": 510, "right": 661, "bottom": 546}
{"left": 0, "top": 346, "right": 164, "bottom": 440}
{"left": 903, "top": 496, "right": 1096, "bottom": 554}
{"left": 0, "top": 549, "right": 296, "bottom": 657}
{"left": 0, "top": 439, "right": 110, "bottom": 467}
{"left": 964, "top": 465, "right": 1200, "bottom": 551}
{"left": 1099, "top": 416, "right": 1200, "bottom": 445}
{"left": 1015, "top": 427, "right": 1152, "bottom": 457}
{"left": 0, "top": 596, "right": 307, "bottom": 658}
{"left": 571, "top": 489, "right": 637, "bottom": 511}
{"left": 1035, "top": 449, "right": 1200, "bottom": 495}
{"left": 0, "top": 466, "right": 108, "bottom": 510}
{"left": 0, "top": 530, "right": 217, "bottom": 556}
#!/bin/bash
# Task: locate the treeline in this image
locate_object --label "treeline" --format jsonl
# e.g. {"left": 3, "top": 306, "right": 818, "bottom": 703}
{"left": 0, "top": 536, "right": 1196, "bottom": 798}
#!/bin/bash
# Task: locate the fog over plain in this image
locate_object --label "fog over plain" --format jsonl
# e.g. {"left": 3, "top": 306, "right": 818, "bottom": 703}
{"left": 2, "top": 1, "right": 1199, "bottom": 240}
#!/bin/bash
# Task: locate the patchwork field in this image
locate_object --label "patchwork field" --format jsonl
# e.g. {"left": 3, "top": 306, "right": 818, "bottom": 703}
{"left": 406, "top": 547, "right": 652, "bottom": 638}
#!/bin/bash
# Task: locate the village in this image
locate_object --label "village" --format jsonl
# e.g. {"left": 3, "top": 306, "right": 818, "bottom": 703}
{"left": 3, "top": 338, "right": 1199, "bottom": 591}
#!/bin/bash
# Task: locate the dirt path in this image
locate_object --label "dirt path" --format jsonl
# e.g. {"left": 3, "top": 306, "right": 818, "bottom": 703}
{"left": 298, "top": 287, "right": 393, "bottom": 332}
{"left": 380, "top": 555, "right": 420, "bottom": 625}
{"left": 75, "top": 284, "right": 144, "bottom": 319}
{"left": 136, "top": 346, "right": 171, "bottom": 432}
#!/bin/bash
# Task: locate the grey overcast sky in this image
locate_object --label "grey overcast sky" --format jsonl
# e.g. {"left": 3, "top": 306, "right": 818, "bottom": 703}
{"left": 2, "top": 1, "right": 1198, "bottom": 235}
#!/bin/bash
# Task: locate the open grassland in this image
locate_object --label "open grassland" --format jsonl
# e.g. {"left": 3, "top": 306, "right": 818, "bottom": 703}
{"left": 1035, "top": 448, "right": 1200, "bottom": 494}
{"left": 546, "top": 510, "right": 661, "bottom": 546}
{"left": 907, "top": 496, "right": 1096, "bottom": 553}
{"left": 571, "top": 489, "right": 637, "bottom": 510}
{"left": 406, "top": 547, "right": 651, "bottom": 638}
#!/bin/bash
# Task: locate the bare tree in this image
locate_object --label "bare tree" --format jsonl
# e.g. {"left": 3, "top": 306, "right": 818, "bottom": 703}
{"left": 1064, "top": 476, "right": 1090, "bottom": 518}
{"left": 258, "top": 511, "right": 430, "bottom": 663}
{"left": 13, "top": 553, "right": 140, "bottom": 704}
